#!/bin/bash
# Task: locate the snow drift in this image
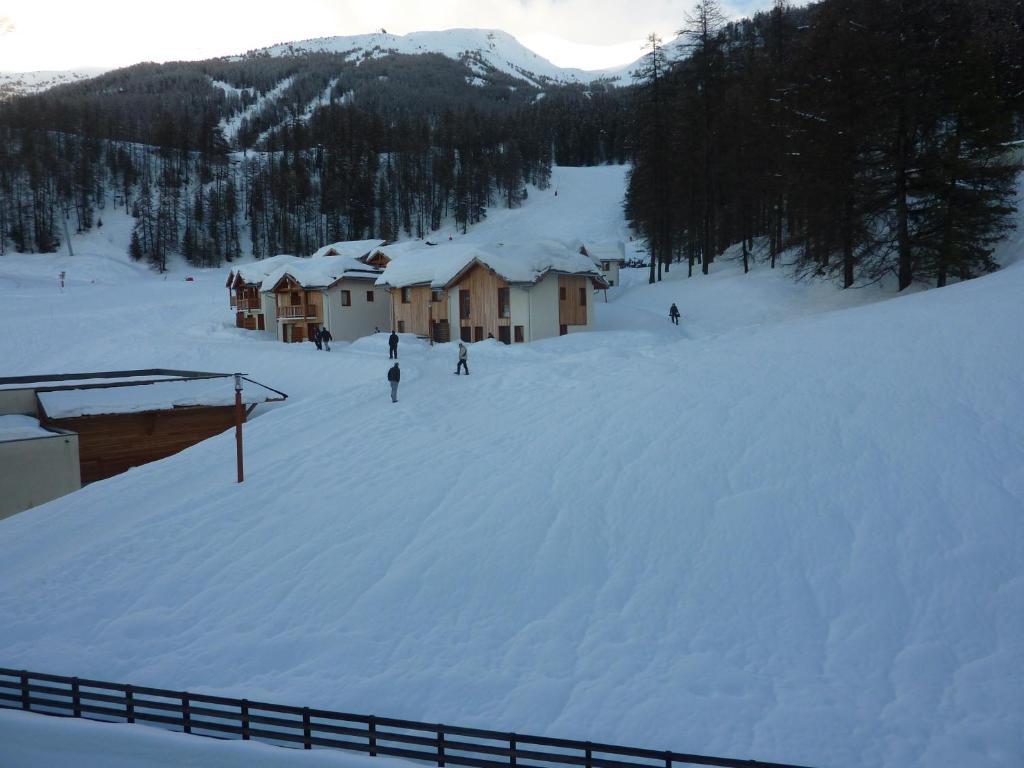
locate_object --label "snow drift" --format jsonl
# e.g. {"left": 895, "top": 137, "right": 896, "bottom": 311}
{"left": 0, "top": 166, "right": 1021, "bottom": 768}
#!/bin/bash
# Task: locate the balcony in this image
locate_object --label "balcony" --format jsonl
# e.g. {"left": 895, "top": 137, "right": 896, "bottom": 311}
{"left": 279, "top": 304, "right": 318, "bottom": 320}
{"left": 237, "top": 298, "right": 262, "bottom": 312}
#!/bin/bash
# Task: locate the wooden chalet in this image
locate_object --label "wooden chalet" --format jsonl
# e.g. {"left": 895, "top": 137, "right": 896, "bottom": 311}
{"left": 377, "top": 240, "right": 608, "bottom": 344}
{"left": 262, "top": 254, "right": 391, "bottom": 343}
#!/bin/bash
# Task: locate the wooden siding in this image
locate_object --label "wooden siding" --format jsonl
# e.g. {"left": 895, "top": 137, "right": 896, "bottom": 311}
{"left": 558, "top": 275, "right": 589, "bottom": 326}
{"left": 453, "top": 264, "right": 509, "bottom": 340}
{"left": 390, "top": 285, "right": 445, "bottom": 336}
{"left": 45, "top": 406, "right": 243, "bottom": 484}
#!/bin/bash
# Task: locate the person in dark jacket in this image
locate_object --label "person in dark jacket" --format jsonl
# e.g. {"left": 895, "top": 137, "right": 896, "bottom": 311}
{"left": 389, "top": 331, "right": 399, "bottom": 359}
{"left": 669, "top": 303, "right": 680, "bottom": 325}
{"left": 313, "top": 327, "right": 323, "bottom": 350}
{"left": 455, "top": 342, "right": 469, "bottom": 375}
{"left": 387, "top": 362, "right": 400, "bottom": 402}
{"left": 320, "top": 326, "right": 332, "bottom": 351}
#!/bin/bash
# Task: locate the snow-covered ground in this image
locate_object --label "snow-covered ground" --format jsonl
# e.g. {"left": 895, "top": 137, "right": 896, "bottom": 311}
{"left": 0, "top": 166, "right": 1022, "bottom": 768}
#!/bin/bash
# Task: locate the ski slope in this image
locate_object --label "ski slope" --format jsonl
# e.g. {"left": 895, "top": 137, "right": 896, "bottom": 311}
{"left": 0, "top": 167, "right": 1022, "bottom": 768}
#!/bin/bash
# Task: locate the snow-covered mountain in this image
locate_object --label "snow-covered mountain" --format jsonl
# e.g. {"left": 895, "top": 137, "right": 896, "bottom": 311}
{"left": 0, "top": 67, "right": 107, "bottom": 99}
{"left": 248, "top": 29, "right": 634, "bottom": 87}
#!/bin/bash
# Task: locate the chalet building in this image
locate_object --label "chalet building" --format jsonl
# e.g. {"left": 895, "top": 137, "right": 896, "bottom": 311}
{"left": 262, "top": 255, "right": 391, "bottom": 343}
{"left": 227, "top": 254, "right": 301, "bottom": 332}
{"left": 376, "top": 240, "right": 608, "bottom": 344}
{"left": 579, "top": 242, "right": 626, "bottom": 287}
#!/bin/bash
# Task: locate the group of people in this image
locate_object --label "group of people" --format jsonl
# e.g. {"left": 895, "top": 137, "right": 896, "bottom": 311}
{"left": 311, "top": 326, "right": 333, "bottom": 350}
{"left": 386, "top": 334, "right": 469, "bottom": 403}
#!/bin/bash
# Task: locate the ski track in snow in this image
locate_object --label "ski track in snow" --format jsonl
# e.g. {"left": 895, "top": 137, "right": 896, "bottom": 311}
{"left": 0, "top": 167, "right": 1022, "bottom": 768}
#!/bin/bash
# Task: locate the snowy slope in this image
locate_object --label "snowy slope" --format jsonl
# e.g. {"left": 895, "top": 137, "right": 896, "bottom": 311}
{"left": 253, "top": 29, "right": 624, "bottom": 86}
{"left": 0, "top": 66, "right": 107, "bottom": 99}
{"left": 0, "top": 167, "right": 1022, "bottom": 768}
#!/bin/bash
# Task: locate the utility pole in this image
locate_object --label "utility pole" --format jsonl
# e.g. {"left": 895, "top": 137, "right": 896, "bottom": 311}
{"left": 234, "top": 374, "right": 245, "bottom": 483}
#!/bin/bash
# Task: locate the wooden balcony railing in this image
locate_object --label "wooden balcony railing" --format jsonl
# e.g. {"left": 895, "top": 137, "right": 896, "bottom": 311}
{"left": 237, "top": 298, "right": 262, "bottom": 312}
{"left": 279, "top": 305, "right": 318, "bottom": 320}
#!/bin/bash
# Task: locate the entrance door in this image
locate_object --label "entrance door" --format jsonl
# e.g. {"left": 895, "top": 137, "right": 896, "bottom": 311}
{"left": 498, "top": 326, "right": 511, "bottom": 345}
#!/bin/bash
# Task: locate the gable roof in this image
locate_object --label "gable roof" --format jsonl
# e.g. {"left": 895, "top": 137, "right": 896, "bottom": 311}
{"left": 580, "top": 241, "right": 626, "bottom": 264}
{"left": 263, "top": 254, "right": 383, "bottom": 292}
{"left": 376, "top": 240, "right": 608, "bottom": 290}
{"left": 311, "top": 239, "right": 386, "bottom": 260}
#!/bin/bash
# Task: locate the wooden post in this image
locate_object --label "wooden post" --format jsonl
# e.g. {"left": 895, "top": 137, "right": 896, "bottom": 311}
{"left": 585, "top": 743, "right": 593, "bottom": 768}
{"left": 369, "top": 716, "right": 377, "bottom": 755}
{"left": 437, "top": 726, "right": 446, "bottom": 767}
{"left": 20, "top": 671, "right": 29, "bottom": 711}
{"left": 71, "top": 678, "right": 81, "bottom": 717}
{"left": 303, "top": 707, "right": 312, "bottom": 749}
{"left": 126, "top": 685, "right": 135, "bottom": 723}
{"left": 241, "top": 700, "right": 250, "bottom": 740}
{"left": 182, "top": 693, "right": 191, "bottom": 734}
{"left": 509, "top": 733, "right": 517, "bottom": 767}
{"left": 234, "top": 374, "right": 244, "bottom": 483}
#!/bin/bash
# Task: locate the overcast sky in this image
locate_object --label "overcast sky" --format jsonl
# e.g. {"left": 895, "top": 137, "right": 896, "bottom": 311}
{"left": 0, "top": 0, "right": 776, "bottom": 73}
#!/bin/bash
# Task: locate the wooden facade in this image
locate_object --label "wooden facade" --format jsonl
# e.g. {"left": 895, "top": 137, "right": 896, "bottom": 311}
{"left": 558, "top": 275, "right": 589, "bottom": 327}
{"left": 391, "top": 285, "right": 449, "bottom": 339}
{"left": 453, "top": 264, "right": 510, "bottom": 342}
{"left": 272, "top": 275, "right": 323, "bottom": 342}
{"left": 43, "top": 405, "right": 245, "bottom": 484}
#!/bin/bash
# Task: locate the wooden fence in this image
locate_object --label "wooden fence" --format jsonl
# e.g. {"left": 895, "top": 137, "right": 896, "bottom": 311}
{"left": 0, "top": 668, "right": 815, "bottom": 768}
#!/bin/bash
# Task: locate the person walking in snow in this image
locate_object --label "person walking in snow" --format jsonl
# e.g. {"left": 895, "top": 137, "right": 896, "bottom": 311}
{"left": 313, "top": 327, "right": 323, "bottom": 350}
{"left": 669, "top": 303, "right": 680, "bottom": 326}
{"left": 455, "top": 342, "right": 469, "bottom": 375}
{"left": 387, "top": 362, "right": 400, "bottom": 402}
{"left": 388, "top": 330, "right": 399, "bottom": 359}
{"left": 320, "top": 326, "right": 332, "bottom": 352}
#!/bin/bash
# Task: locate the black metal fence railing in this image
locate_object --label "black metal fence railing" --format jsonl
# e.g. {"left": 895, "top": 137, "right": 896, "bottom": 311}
{"left": 0, "top": 668, "right": 816, "bottom": 768}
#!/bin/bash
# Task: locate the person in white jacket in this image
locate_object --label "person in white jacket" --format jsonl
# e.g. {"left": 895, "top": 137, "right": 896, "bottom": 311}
{"left": 454, "top": 342, "right": 469, "bottom": 375}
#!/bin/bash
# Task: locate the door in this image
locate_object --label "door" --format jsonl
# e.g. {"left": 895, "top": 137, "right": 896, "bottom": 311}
{"left": 498, "top": 326, "right": 511, "bottom": 345}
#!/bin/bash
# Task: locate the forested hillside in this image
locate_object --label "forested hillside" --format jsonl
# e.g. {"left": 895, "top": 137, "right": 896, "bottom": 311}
{"left": 627, "top": 0, "right": 1024, "bottom": 289}
{"left": 0, "top": 47, "right": 631, "bottom": 268}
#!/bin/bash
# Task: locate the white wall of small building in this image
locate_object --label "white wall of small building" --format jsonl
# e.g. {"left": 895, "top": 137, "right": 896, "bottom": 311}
{"left": 525, "top": 274, "right": 560, "bottom": 342}
{"left": 0, "top": 432, "right": 81, "bottom": 520}
{"left": 321, "top": 280, "right": 392, "bottom": 342}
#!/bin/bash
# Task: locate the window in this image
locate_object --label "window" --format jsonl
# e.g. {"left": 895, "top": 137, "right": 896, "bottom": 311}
{"left": 290, "top": 291, "right": 301, "bottom": 306}
{"left": 431, "top": 289, "right": 444, "bottom": 303}
{"left": 498, "top": 287, "right": 510, "bottom": 318}
{"left": 460, "top": 326, "right": 472, "bottom": 342}
{"left": 559, "top": 286, "right": 567, "bottom": 301}
{"left": 341, "top": 290, "right": 351, "bottom": 307}
{"left": 514, "top": 325, "right": 524, "bottom": 343}
{"left": 601, "top": 261, "right": 610, "bottom": 271}
{"left": 498, "top": 326, "right": 511, "bottom": 345}
{"left": 398, "top": 320, "right": 406, "bottom": 333}
{"left": 579, "top": 287, "right": 587, "bottom": 307}
{"left": 366, "top": 290, "right": 375, "bottom": 302}
{"left": 459, "top": 289, "right": 471, "bottom": 319}
{"left": 474, "top": 326, "right": 483, "bottom": 342}
{"left": 401, "top": 287, "right": 411, "bottom": 304}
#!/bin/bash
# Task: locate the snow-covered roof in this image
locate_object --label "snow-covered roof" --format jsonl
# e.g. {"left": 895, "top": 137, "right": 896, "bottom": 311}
{"left": 0, "top": 414, "right": 59, "bottom": 442}
{"left": 263, "top": 254, "right": 383, "bottom": 291}
{"left": 37, "top": 377, "right": 285, "bottom": 419}
{"left": 232, "top": 254, "right": 304, "bottom": 286}
{"left": 376, "top": 240, "right": 607, "bottom": 289}
{"left": 582, "top": 242, "right": 626, "bottom": 263}
{"left": 311, "top": 239, "right": 385, "bottom": 260}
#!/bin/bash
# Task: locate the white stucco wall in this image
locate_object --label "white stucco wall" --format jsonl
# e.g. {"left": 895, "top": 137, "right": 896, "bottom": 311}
{"left": 0, "top": 431, "right": 81, "bottom": 520}
{"left": 526, "top": 274, "right": 561, "bottom": 342}
{"left": 322, "top": 280, "right": 392, "bottom": 342}
{"left": 260, "top": 291, "right": 278, "bottom": 331}
{"left": 0, "top": 389, "right": 37, "bottom": 416}
{"left": 509, "top": 287, "right": 531, "bottom": 343}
